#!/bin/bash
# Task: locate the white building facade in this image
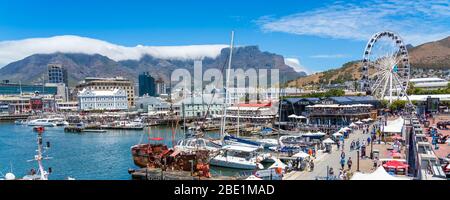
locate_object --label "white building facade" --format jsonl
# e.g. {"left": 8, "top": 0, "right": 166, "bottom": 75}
{"left": 77, "top": 88, "right": 128, "bottom": 111}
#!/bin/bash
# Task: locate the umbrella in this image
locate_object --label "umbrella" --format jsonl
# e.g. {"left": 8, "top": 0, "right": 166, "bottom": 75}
{"left": 332, "top": 132, "right": 343, "bottom": 137}
{"left": 245, "top": 175, "right": 262, "bottom": 180}
{"left": 295, "top": 115, "right": 306, "bottom": 119}
{"left": 355, "top": 120, "right": 363, "bottom": 124}
{"left": 349, "top": 122, "right": 357, "bottom": 127}
{"left": 322, "top": 138, "right": 335, "bottom": 144}
{"left": 383, "top": 160, "right": 408, "bottom": 169}
{"left": 390, "top": 135, "right": 403, "bottom": 140}
{"left": 288, "top": 114, "right": 298, "bottom": 118}
{"left": 292, "top": 151, "right": 310, "bottom": 158}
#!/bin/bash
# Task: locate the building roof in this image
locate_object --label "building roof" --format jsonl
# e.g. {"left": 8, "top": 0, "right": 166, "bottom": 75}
{"left": 78, "top": 88, "right": 127, "bottom": 96}
{"left": 174, "top": 95, "right": 224, "bottom": 105}
{"left": 410, "top": 77, "right": 445, "bottom": 83}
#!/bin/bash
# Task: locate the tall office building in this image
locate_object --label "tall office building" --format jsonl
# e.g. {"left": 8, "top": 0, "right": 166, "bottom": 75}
{"left": 138, "top": 72, "right": 156, "bottom": 97}
{"left": 155, "top": 78, "right": 166, "bottom": 95}
{"left": 48, "top": 63, "right": 68, "bottom": 86}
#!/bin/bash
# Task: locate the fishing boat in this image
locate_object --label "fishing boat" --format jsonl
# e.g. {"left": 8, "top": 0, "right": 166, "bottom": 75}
{"left": 209, "top": 145, "right": 264, "bottom": 170}
{"left": 131, "top": 138, "right": 173, "bottom": 168}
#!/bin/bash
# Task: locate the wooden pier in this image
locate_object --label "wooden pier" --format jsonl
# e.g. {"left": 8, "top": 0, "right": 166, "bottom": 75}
{"left": 128, "top": 168, "right": 241, "bottom": 180}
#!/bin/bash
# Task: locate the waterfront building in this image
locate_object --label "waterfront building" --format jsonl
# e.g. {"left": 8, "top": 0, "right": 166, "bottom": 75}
{"left": 0, "top": 82, "right": 58, "bottom": 95}
{"left": 77, "top": 88, "right": 128, "bottom": 111}
{"left": 305, "top": 104, "right": 375, "bottom": 126}
{"left": 75, "top": 77, "right": 135, "bottom": 107}
{"left": 0, "top": 94, "right": 59, "bottom": 114}
{"left": 410, "top": 78, "right": 449, "bottom": 90}
{"left": 56, "top": 101, "right": 78, "bottom": 112}
{"left": 135, "top": 95, "right": 170, "bottom": 115}
{"left": 280, "top": 97, "right": 321, "bottom": 122}
{"left": 138, "top": 72, "right": 156, "bottom": 97}
{"left": 323, "top": 96, "right": 380, "bottom": 108}
{"left": 223, "top": 102, "right": 278, "bottom": 124}
{"left": 173, "top": 95, "right": 223, "bottom": 118}
{"left": 47, "top": 63, "right": 68, "bottom": 86}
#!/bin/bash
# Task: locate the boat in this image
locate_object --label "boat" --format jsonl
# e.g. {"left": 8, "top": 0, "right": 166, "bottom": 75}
{"left": 174, "top": 137, "right": 221, "bottom": 152}
{"left": 255, "top": 138, "right": 279, "bottom": 148}
{"left": 131, "top": 142, "right": 173, "bottom": 168}
{"left": 14, "top": 119, "right": 28, "bottom": 125}
{"left": 23, "top": 127, "right": 52, "bottom": 180}
{"left": 52, "top": 117, "right": 69, "bottom": 126}
{"left": 209, "top": 145, "right": 264, "bottom": 170}
{"left": 223, "top": 134, "right": 262, "bottom": 148}
{"left": 27, "top": 119, "right": 57, "bottom": 127}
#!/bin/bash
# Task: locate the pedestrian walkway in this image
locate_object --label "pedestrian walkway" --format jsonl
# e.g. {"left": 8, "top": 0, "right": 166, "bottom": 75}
{"left": 284, "top": 126, "right": 373, "bottom": 180}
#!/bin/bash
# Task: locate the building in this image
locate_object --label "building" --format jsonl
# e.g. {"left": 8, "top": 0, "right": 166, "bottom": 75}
{"left": 223, "top": 102, "right": 278, "bottom": 124}
{"left": 77, "top": 88, "right": 128, "bottom": 111}
{"left": 56, "top": 101, "right": 78, "bottom": 112}
{"left": 0, "top": 92, "right": 61, "bottom": 114}
{"left": 0, "top": 82, "right": 57, "bottom": 95}
{"left": 173, "top": 95, "right": 223, "bottom": 118}
{"left": 410, "top": 78, "right": 449, "bottom": 90}
{"left": 138, "top": 72, "right": 156, "bottom": 97}
{"left": 75, "top": 77, "right": 135, "bottom": 107}
{"left": 155, "top": 78, "right": 166, "bottom": 96}
{"left": 135, "top": 95, "right": 171, "bottom": 116}
{"left": 47, "top": 63, "right": 68, "bottom": 86}
{"left": 306, "top": 104, "right": 375, "bottom": 126}
{"left": 280, "top": 97, "right": 321, "bottom": 122}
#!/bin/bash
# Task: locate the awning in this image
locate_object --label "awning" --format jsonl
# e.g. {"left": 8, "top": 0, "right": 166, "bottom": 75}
{"left": 322, "top": 138, "right": 335, "bottom": 144}
{"left": 351, "top": 166, "right": 409, "bottom": 180}
{"left": 332, "top": 132, "right": 343, "bottom": 137}
{"left": 292, "top": 151, "right": 310, "bottom": 158}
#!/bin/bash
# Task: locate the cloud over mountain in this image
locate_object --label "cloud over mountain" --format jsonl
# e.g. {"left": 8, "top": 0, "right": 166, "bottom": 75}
{"left": 0, "top": 35, "right": 228, "bottom": 67}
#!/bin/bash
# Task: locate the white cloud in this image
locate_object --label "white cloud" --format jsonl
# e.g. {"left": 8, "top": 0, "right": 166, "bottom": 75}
{"left": 310, "top": 54, "right": 349, "bottom": 59}
{"left": 257, "top": 0, "right": 450, "bottom": 45}
{"left": 284, "top": 57, "right": 310, "bottom": 74}
{"left": 0, "top": 35, "right": 228, "bottom": 67}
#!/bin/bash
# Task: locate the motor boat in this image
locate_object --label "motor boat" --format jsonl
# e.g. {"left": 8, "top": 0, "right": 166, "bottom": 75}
{"left": 209, "top": 145, "right": 264, "bottom": 170}
{"left": 27, "top": 119, "right": 57, "bottom": 127}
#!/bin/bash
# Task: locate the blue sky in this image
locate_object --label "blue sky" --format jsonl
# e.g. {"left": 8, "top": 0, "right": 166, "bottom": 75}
{"left": 0, "top": 0, "right": 449, "bottom": 73}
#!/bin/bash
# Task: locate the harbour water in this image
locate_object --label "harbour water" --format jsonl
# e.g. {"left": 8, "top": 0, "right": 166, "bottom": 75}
{"left": 0, "top": 122, "right": 245, "bottom": 180}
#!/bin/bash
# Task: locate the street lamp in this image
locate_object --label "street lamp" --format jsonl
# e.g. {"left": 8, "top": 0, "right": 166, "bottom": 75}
{"left": 357, "top": 150, "right": 360, "bottom": 172}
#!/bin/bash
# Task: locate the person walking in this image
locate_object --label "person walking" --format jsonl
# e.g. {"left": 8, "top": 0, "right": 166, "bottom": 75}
{"left": 340, "top": 157, "right": 345, "bottom": 169}
{"left": 347, "top": 157, "right": 353, "bottom": 170}
{"left": 340, "top": 151, "right": 346, "bottom": 159}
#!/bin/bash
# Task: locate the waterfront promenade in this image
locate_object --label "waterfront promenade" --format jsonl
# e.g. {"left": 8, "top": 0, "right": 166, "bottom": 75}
{"left": 284, "top": 126, "right": 374, "bottom": 180}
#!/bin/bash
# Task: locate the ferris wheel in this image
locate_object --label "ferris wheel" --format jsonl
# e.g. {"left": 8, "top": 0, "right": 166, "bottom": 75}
{"left": 361, "top": 31, "right": 411, "bottom": 104}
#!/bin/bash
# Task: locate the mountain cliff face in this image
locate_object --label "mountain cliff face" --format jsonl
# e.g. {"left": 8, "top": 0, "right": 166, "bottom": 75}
{"left": 0, "top": 46, "right": 305, "bottom": 86}
{"left": 288, "top": 36, "right": 450, "bottom": 88}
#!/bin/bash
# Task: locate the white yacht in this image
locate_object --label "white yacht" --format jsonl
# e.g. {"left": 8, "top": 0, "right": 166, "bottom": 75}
{"left": 209, "top": 145, "right": 264, "bottom": 170}
{"left": 174, "top": 137, "right": 221, "bottom": 152}
{"left": 27, "top": 119, "right": 57, "bottom": 127}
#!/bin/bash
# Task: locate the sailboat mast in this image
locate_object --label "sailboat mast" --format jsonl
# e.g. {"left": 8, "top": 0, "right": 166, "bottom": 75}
{"left": 36, "top": 132, "right": 47, "bottom": 180}
{"left": 220, "top": 31, "right": 234, "bottom": 137}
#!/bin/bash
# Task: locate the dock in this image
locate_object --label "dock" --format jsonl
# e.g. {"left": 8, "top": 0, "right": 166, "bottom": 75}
{"left": 129, "top": 168, "right": 241, "bottom": 180}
